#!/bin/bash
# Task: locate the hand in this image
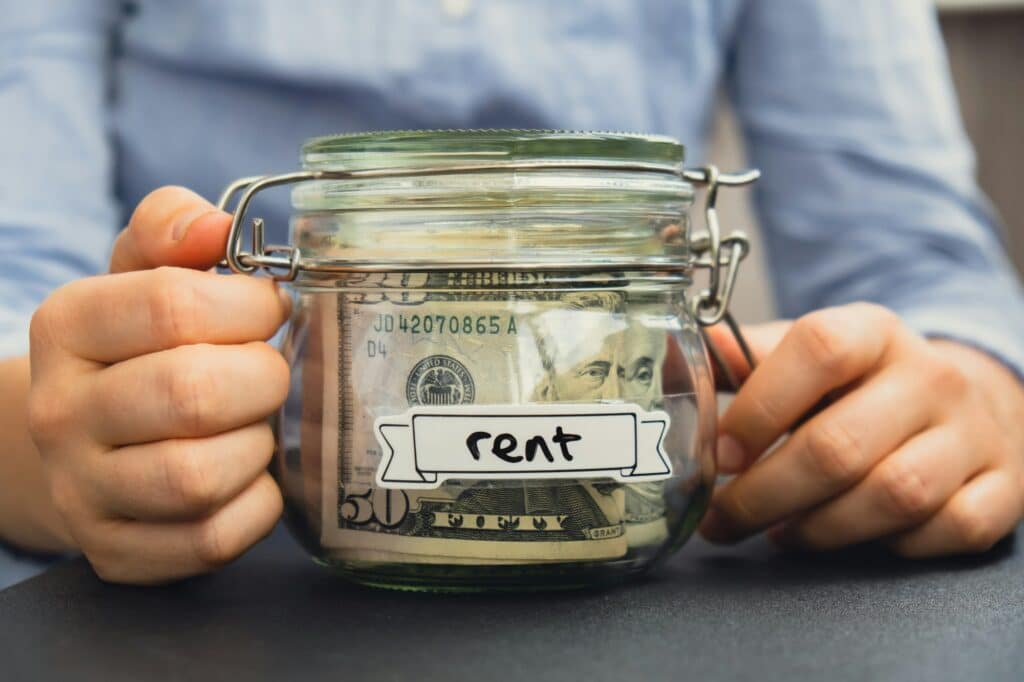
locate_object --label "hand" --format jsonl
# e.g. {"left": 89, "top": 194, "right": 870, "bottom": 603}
{"left": 28, "top": 187, "right": 290, "bottom": 583}
{"left": 699, "top": 302, "right": 1024, "bottom": 557}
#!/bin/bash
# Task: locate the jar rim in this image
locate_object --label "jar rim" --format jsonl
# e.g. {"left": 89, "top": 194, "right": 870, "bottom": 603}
{"left": 301, "top": 129, "right": 685, "bottom": 171}
{"left": 284, "top": 130, "right": 694, "bottom": 285}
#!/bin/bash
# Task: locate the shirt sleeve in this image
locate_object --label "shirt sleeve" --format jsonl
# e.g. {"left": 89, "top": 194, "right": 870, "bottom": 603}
{"left": 727, "top": 0, "right": 1024, "bottom": 379}
{"left": 0, "top": 1, "right": 120, "bottom": 360}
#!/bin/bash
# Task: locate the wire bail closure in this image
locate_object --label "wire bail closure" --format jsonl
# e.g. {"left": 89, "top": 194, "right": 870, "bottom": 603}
{"left": 218, "top": 162, "right": 758, "bottom": 288}
{"left": 216, "top": 161, "right": 757, "bottom": 366}
{"left": 217, "top": 162, "right": 760, "bottom": 384}
{"left": 682, "top": 165, "right": 759, "bottom": 327}
{"left": 217, "top": 172, "right": 314, "bottom": 280}
{"left": 683, "top": 165, "right": 761, "bottom": 389}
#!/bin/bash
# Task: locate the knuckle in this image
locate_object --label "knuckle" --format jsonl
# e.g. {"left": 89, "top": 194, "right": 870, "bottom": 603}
{"left": 164, "top": 354, "right": 219, "bottom": 433}
{"left": 30, "top": 281, "right": 83, "bottom": 353}
{"left": 794, "top": 312, "right": 855, "bottom": 376}
{"left": 876, "top": 461, "right": 934, "bottom": 521}
{"left": 28, "top": 298, "right": 59, "bottom": 351}
{"left": 33, "top": 278, "right": 113, "bottom": 357}
{"left": 949, "top": 503, "right": 1002, "bottom": 553}
{"left": 27, "top": 386, "right": 74, "bottom": 448}
{"left": 148, "top": 268, "right": 204, "bottom": 345}
{"left": 926, "top": 355, "right": 968, "bottom": 395}
{"left": 803, "top": 420, "right": 865, "bottom": 486}
{"left": 162, "top": 440, "right": 219, "bottom": 514}
{"left": 854, "top": 302, "right": 899, "bottom": 330}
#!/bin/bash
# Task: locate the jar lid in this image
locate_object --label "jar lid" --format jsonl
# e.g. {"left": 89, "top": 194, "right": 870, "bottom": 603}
{"left": 219, "top": 130, "right": 759, "bottom": 322}
{"left": 300, "top": 129, "right": 685, "bottom": 172}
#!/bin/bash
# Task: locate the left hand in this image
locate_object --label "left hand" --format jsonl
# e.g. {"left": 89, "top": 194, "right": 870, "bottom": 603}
{"left": 699, "top": 302, "right": 1024, "bottom": 557}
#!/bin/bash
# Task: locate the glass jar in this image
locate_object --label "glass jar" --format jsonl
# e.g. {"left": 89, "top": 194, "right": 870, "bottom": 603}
{"left": 219, "top": 130, "right": 758, "bottom": 591}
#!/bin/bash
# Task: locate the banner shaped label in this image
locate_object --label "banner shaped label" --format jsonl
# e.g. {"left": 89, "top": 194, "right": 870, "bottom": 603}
{"left": 374, "top": 404, "right": 672, "bottom": 489}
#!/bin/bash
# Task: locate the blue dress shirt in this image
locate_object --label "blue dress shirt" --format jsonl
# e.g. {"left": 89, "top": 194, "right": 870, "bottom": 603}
{"left": 1, "top": 0, "right": 1022, "bottom": 588}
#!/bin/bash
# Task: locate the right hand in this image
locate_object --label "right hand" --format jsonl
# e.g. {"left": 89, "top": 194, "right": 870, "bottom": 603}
{"left": 27, "top": 187, "right": 290, "bottom": 584}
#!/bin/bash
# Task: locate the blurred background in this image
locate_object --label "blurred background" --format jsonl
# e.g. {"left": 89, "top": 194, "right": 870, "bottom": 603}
{"left": 714, "top": 0, "right": 1024, "bottom": 323}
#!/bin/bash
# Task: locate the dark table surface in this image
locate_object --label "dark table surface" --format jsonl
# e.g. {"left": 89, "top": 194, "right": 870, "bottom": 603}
{"left": 2, "top": 524, "right": 1022, "bottom": 682}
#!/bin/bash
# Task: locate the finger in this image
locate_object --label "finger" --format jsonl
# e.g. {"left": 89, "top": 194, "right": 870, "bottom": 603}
{"left": 886, "top": 470, "right": 1022, "bottom": 558}
{"left": 33, "top": 268, "right": 289, "bottom": 367}
{"left": 84, "top": 341, "right": 289, "bottom": 445}
{"left": 83, "top": 473, "right": 282, "bottom": 585}
{"left": 700, "top": 363, "right": 933, "bottom": 544}
{"left": 770, "top": 425, "right": 986, "bottom": 550}
{"left": 718, "top": 304, "right": 904, "bottom": 472}
{"left": 84, "top": 423, "right": 275, "bottom": 522}
{"left": 110, "top": 186, "right": 232, "bottom": 273}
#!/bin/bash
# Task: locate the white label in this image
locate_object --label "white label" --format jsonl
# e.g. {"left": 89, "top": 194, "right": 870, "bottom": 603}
{"left": 374, "top": 403, "right": 672, "bottom": 489}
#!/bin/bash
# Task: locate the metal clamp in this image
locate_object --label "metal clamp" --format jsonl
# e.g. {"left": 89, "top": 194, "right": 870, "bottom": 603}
{"left": 682, "top": 166, "right": 759, "bottom": 327}
{"left": 682, "top": 165, "right": 761, "bottom": 389}
{"left": 218, "top": 161, "right": 761, "bottom": 387}
{"left": 217, "top": 172, "right": 317, "bottom": 279}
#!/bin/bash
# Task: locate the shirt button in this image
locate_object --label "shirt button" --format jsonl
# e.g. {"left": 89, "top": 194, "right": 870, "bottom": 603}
{"left": 441, "top": 0, "right": 473, "bottom": 19}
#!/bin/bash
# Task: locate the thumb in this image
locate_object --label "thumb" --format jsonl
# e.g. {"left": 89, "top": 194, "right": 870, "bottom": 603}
{"left": 109, "top": 186, "right": 232, "bottom": 273}
{"left": 704, "top": 319, "right": 791, "bottom": 389}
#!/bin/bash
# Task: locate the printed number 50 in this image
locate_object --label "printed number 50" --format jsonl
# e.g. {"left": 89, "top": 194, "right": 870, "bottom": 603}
{"left": 341, "top": 486, "right": 410, "bottom": 528}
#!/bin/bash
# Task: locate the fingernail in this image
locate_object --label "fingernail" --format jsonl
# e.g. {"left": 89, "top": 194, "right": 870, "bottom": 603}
{"left": 716, "top": 434, "right": 747, "bottom": 474}
{"left": 171, "top": 215, "right": 195, "bottom": 242}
